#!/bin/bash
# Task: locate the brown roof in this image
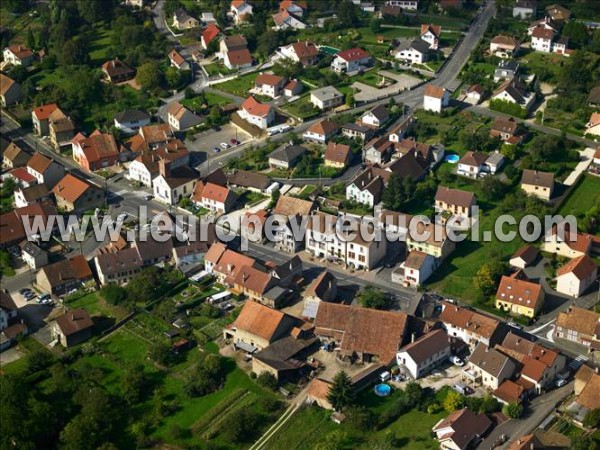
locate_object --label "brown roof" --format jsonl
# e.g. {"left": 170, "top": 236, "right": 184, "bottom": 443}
{"left": 403, "top": 250, "right": 429, "bottom": 270}
{"left": 241, "top": 96, "right": 271, "bottom": 117}
{"left": 228, "top": 170, "right": 270, "bottom": 191}
{"left": 139, "top": 123, "right": 174, "bottom": 145}
{"left": 101, "top": 58, "right": 135, "bottom": 78}
{"left": 493, "top": 379, "right": 525, "bottom": 404}
{"left": 192, "top": 181, "right": 234, "bottom": 204}
{"left": 531, "top": 26, "right": 555, "bottom": 40}
{"left": 492, "top": 116, "right": 518, "bottom": 134}
{"left": 291, "top": 41, "right": 318, "bottom": 59}
{"left": 0, "top": 291, "right": 18, "bottom": 312}
{"left": 398, "top": 329, "right": 450, "bottom": 363}
{"left": 17, "top": 184, "right": 49, "bottom": 202}
{"left": 496, "top": 275, "right": 543, "bottom": 310}
{"left": 232, "top": 300, "right": 291, "bottom": 341}
{"left": 556, "top": 306, "right": 600, "bottom": 337}
{"left": 207, "top": 244, "right": 258, "bottom": 283}
{"left": 556, "top": 255, "right": 597, "bottom": 280}
{"left": 41, "top": 255, "right": 93, "bottom": 289}
{"left": 421, "top": 24, "right": 441, "bottom": 38}
{"left": 307, "top": 378, "right": 332, "bottom": 402}
{"left": 491, "top": 35, "right": 519, "bottom": 47}
{"left": 223, "top": 34, "right": 248, "bottom": 50}
{"left": 507, "top": 434, "right": 544, "bottom": 450}
{"left": 27, "top": 152, "right": 54, "bottom": 174}
{"left": 0, "top": 73, "right": 17, "bottom": 96}
{"left": 255, "top": 73, "right": 285, "bottom": 87}
{"left": 439, "top": 302, "right": 501, "bottom": 340}
{"left": 306, "top": 119, "right": 338, "bottom": 136}
{"left": 227, "top": 48, "right": 252, "bottom": 66}
{"left": 273, "top": 195, "right": 314, "bottom": 217}
{"left": 75, "top": 132, "right": 119, "bottom": 164}
{"left": 233, "top": 265, "right": 274, "bottom": 295}
{"left": 2, "top": 141, "right": 30, "bottom": 165}
{"left": 95, "top": 247, "right": 143, "bottom": 277}
{"left": 52, "top": 174, "right": 97, "bottom": 203}
{"left": 498, "top": 332, "right": 560, "bottom": 379}
{"left": 324, "top": 142, "right": 351, "bottom": 165}
{"left": 54, "top": 308, "right": 93, "bottom": 336}
{"left": 305, "top": 270, "right": 336, "bottom": 299}
{"left": 576, "top": 370, "right": 600, "bottom": 410}
{"left": 32, "top": 103, "right": 59, "bottom": 121}
{"left": 435, "top": 186, "right": 475, "bottom": 209}
{"left": 458, "top": 151, "right": 488, "bottom": 167}
{"left": 6, "top": 44, "right": 33, "bottom": 60}
{"left": 511, "top": 245, "right": 539, "bottom": 265}
{"left": 0, "top": 200, "right": 57, "bottom": 246}
{"left": 314, "top": 303, "right": 408, "bottom": 365}
{"left": 168, "top": 48, "right": 186, "bottom": 66}
{"left": 521, "top": 169, "right": 555, "bottom": 188}
{"left": 424, "top": 84, "right": 445, "bottom": 99}
{"left": 469, "top": 342, "right": 514, "bottom": 378}
{"left": 433, "top": 408, "right": 492, "bottom": 449}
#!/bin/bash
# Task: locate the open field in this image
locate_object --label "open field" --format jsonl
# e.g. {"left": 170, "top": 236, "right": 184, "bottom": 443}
{"left": 212, "top": 72, "right": 258, "bottom": 97}
{"left": 557, "top": 174, "right": 600, "bottom": 230}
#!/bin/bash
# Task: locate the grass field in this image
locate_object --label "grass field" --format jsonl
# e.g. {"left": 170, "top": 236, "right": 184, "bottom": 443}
{"left": 212, "top": 72, "right": 258, "bottom": 98}
{"left": 84, "top": 24, "right": 116, "bottom": 65}
{"left": 558, "top": 174, "right": 600, "bottom": 227}
{"left": 267, "top": 386, "right": 446, "bottom": 450}
{"left": 281, "top": 94, "right": 320, "bottom": 119}
{"left": 181, "top": 92, "right": 232, "bottom": 111}
{"left": 351, "top": 70, "right": 396, "bottom": 88}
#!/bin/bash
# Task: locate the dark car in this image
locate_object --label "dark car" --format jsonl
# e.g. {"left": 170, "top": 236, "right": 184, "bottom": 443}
{"left": 213, "top": 147, "right": 220, "bottom": 153}
{"left": 230, "top": 138, "right": 239, "bottom": 145}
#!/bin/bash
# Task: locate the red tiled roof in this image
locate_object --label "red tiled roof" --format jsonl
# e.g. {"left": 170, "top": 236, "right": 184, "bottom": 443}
{"left": 495, "top": 276, "right": 543, "bottom": 310}
{"left": 32, "top": 103, "right": 59, "bottom": 121}
{"left": 75, "top": 132, "right": 119, "bottom": 164}
{"left": 421, "top": 23, "right": 441, "bottom": 38}
{"left": 52, "top": 174, "right": 97, "bottom": 203}
{"left": 232, "top": 300, "right": 290, "bottom": 341}
{"left": 6, "top": 45, "right": 33, "bottom": 60}
{"left": 202, "top": 23, "right": 221, "bottom": 46}
{"left": 557, "top": 255, "right": 597, "bottom": 280}
{"left": 336, "top": 47, "right": 369, "bottom": 62}
{"left": 27, "top": 152, "right": 53, "bottom": 174}
{"left": 242, "top": 96, "right": 271, "bottom": 117}
{"left": 226, "top": 48, "right": 252, "bottom": 66}
{"left": 424, "top": 84, "right": 445, "bottom": 99}
{"left": 255, "top": 73, "right": 285, "bottom": 87}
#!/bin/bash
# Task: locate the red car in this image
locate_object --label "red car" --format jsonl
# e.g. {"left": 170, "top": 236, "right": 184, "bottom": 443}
{"left": 230, "top": 138, "right": 239, "bottom": 145}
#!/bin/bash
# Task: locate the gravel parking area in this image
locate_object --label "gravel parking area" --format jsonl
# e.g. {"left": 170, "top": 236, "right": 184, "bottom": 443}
{"left": 187, "top": 123, "right": 252, "bottom": 158}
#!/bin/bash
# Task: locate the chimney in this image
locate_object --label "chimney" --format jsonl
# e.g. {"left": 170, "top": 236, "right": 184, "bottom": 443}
{"left": 411, "top": 332, "right": 416, "bottom": 343}
{"left": 227, "top": 263, "right": 233, "bottom": 272}
{"left": 242, "top": 272, "right": 247, "bottom": 282}
{"left": 159, "top": 159, "right": 170, "bottom": 177}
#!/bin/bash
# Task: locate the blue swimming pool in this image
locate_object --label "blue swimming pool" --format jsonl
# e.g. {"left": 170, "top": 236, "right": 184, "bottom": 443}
{"left": 445, "top": 154, "right": 460, "bottom": 164}
{"left": 374, "top": 384, "right": 392, "bottom": 397}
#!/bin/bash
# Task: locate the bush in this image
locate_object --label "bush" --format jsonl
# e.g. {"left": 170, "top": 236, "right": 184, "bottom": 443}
{"left": 100, "top": 283, "right": 128, "bottom": 305}
{"left": 257, "top": 372, "right": 278, "bottom": 391}
{"left": 489, "top": 99, "right": 528, "bottom": 119}
{"left": 583, "top": 408, "right": 600, "bottom": 428}
{"left": 427, "top": 403, "right": 443, "bottom": 414}
{"left": 502, "top": 402, "right": 523, "bottom": 419}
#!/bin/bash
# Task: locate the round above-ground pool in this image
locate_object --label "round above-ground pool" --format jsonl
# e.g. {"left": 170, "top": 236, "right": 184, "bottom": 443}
{"left": 445, "top": 154, "right": 460, "bottom": 164}
{"left": 374, "top": 384, "right": 392, "bottom": 397}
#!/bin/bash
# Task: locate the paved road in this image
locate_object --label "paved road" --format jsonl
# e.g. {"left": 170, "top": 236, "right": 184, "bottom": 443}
{"left": 477, "top": 382, "right": 573, "bottom": 450}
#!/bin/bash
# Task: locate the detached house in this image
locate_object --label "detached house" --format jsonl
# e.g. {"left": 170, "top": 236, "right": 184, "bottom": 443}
{"left": 493, "top": 59, "right": 520, "bottom": 82}
{"left": 173, "top": 8, "right": 199, "bottom": 29}
{"left": 490, "top": 117, "right": 524, "bottom": 144}
{"left": 2, "top": 141, "right": 30, "bottom": 169}
{"left": 26, "top": 152, "right": 65, "bottom": 188}
{"left": 101, "top": 59, "right": 135, "bottom": 83}
{"left": 268, "top": 144, "right": 307, "bottom": 170}
{"left": 490, "top": 35, "right": 520, "bottom": 57}
{"left": 585, "top": 112, "right": 600, "bottom": 137}
{"left": 36, "top": 255, "right": 94, "bottom": 296}
{"left": 279, "top": 0, "right": 307, "bottom": 16}
{"left": 330, "top": 48, "right": 371, "bottom": 73}
{"left": 191, "top": 181, "right": 236, "bottom": 214}
{"left": 520, "top": 169, "right": 554, "bottom": 201}
{"left": 52, "top": 174, "right": 103, "bottom": 212}
{"left": 303, "top": 119, "right": 338, "bottom": 143}
{"left": 554, "top": 306, "right": 600, "bottom": 350}
{"left": 465, "top": 342, "right": 517, "bottom": 390}
{"left": 310, "top": 86, "right": 344, "bottom": 110}
{"left": 432, "top": 408, "right": 492, "bottom": 450}
{"left": 238, "top": 96, "right": 274, "bottom": 129}
{"left": 168, "top": 48, "right": 189, "bottom": 70}
{"left": 423, "top": 85, "right": 449, "bottom": 113}
{"left": 393, "top": 250, "right": 436, "bottom": 287}
{"left": 113, "top": 110, "right": 151, "bottom": 134}
{"left": 434, "top": 186, "right": 476, "bottom": 221}
{"left": 201, "top": 23, "right": 221, "bottom": 50}
{"left": 51, "top": 309, "right": 94, "bottom": 347}
{"left": 456, "top": 151, "right": 488, "bottom": 178}
{"left": 492, "top": 77, "right": 535, "bottom": 110}
{"left": 273, "top": 10, "right": 307, "bottom": 30}
{"left": 152, "top": 162, "right": 198, "bottom": 206}
{"left": 0, "top": 73, "right": 21, "bottom": 106}
{"left": 394, "top": 39, "right": 431, "bottom": 65}
{"left": 2, "top": 45, "right": 34, "bottom": 67}
{"left": 360, "top": 105, "right": 390, "bottom": 128}
{"left": 542, "top": 226, "right": 593, "bottom": 259}
{"left": 72, "top": 131, "right": 120, "bottom": 171}
{"left": 509, "top": 245, "right": 539, "bottom": 269}
{"left": 324, "top": 142, "right": 352, "bottom": 168}
{"left": 495, "top": 274, "right": 544, "bottom": 318}
{"left": 255, "top": 73, "right": 288, "bottom": 98}
{"left": 230, "top": 0, "right": 253, "bottom": 25}
{"left": 167, "top": 102, "right": 202, "bottom": 131}
{"left": 396, "top": 329, "right": 451, "bottom": 379}
{"left": 531, "top": 26, "right": 568, "bottom": 55}
{"left": 224, "top": 48, "right": 253, "bottom": 70}
{"left": 279, "top": 41, "right": 319, "bottom": 66}
{"left": 556, "top": 255, "right": 597, "bottom": 298}
{"left": 420, "top": 24, "right": 441, "bottom": 50}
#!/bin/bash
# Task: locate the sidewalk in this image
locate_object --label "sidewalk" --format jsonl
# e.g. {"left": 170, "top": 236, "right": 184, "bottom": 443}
{"left": 563, "top": 148, "right": 596, "bottom": 186}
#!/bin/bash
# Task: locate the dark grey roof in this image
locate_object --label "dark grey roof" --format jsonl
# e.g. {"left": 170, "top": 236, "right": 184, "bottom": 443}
{"left": 342, "top": 123, "right": 370, "bottom": 133}
{"left": 496, "top": 59, "right": 519, "bottom": 72}
{"left": 269, "top": 145, "right": 307, "bottom": 164}
{"left": 253, "top": 335, "right": 317, "bottom": 371}
{"left": 114, "top": 109, "right": 150, "bottom": 124}
{"left": 410, "top": 39, "right": 431, "bottom": 54}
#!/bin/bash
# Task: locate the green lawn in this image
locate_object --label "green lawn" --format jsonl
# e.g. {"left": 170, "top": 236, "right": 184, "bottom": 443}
{"left": 267, "top": 386, "right": 446, "bottom": 450}
{"left": 181, "top": 92, "right": 232, "bottom": 111}
{"left": 84, "top": 25, "right": 116, "bottom": 65}
{"left": 66, "top": 292, "right": 128, "bottom": 319}
{"left": 203, "top": 63, "right": 234, "bottom": 77}
{"left": 281, "top": 94, "right": 320, "bottom": 119}
{"left": 558, "top": 174, "right": 600, "bottom": 225}
{"left": 212, "top": 72, "right": 258, "bottom": 98}
{"left": 351, "top": 70, "right": 397, "bottom": 88}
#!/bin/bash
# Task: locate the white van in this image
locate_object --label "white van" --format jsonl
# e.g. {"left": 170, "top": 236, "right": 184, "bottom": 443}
{"left": 209, "top": 291, "right": 232, "bottom": 304}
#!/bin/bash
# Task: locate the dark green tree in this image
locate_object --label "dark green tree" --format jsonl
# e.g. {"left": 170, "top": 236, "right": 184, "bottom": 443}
{"left": 357, "top": 285, "right": 390, "bottom": 310}
{"left": 382, "top": 174, "right": 405, "bottom": 211}
{"left": 327, "top": 371, "right": 356, "bottom": 412}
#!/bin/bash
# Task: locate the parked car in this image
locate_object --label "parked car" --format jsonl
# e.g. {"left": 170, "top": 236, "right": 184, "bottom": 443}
{"left": 39, "top": 294, "right": 51, "bottom": 302}
{"left": 508, "top": 321, "right": 523, "bottom": 330}
{"left": 453, "top": 384, "right": 473, "bottom": 395}
{"left": 556, "top": 378, "right": 568, "bottom": 387}
{"left": 19, "top": 288, "right": 32, "bottom": 295}
{"left": 213, "top": 147, "right": 220, "bottom": 153}
{"left": 220, "top": 142, "right": 230, "bottom": 149}
{"left": 230, "top": 138, "right": 239, "bottom": 145}
{"left": 143, "top": 194, "right": 154, "bottom": 201}
{"left": 449, "top": 356, "right": 465, "bottom": 367}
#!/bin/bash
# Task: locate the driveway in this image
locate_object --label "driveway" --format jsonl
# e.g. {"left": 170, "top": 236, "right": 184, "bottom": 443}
{"left": 562, "top": 148, "right": 597, "bottom": 186}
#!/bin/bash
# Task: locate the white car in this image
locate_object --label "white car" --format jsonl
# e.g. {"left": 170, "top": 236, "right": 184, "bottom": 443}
{"left": 555, "top": 378, "right": 568, "bottom": 387}
{"left": 449, "top": 356, "right": 465, "bottom": 367}
{"left": 220, "top": 142, "right": 231, "bottom": 149}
